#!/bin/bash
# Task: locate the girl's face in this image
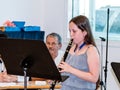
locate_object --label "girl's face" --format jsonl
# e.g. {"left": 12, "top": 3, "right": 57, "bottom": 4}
{"left": 69, "top": 22, "right": 87, "bottom": 45}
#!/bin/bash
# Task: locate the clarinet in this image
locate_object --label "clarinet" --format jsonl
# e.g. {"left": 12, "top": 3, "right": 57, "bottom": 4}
{"left": 62, "top": 39, "right": 73, "bottom": 62}
{"left": 49, "top": 39, "right": 73, "bottom": 90}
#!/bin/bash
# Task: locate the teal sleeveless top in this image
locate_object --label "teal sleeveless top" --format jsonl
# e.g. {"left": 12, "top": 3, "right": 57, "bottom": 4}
{"left": 61, "top": 49, "right": 96, "bottom": 90}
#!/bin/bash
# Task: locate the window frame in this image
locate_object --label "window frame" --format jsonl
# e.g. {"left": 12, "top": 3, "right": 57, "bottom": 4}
{"left": 67, "top": 0, "right": 120, "bottom": 41}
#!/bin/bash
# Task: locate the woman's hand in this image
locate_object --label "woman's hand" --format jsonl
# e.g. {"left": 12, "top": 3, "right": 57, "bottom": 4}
{"left": 0, "top": 71, "right": 17, "bottom": 82}
{"left": 2, "top": 75, "right": 17, "bottom": 82}
{"left": 58, "top": 61, "right": 73, "bottom": 73}
{"left": 0, "top": 73, "right": 4, "bottom": 82}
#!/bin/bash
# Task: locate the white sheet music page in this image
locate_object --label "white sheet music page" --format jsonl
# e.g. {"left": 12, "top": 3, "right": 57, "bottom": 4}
{"left": 0, "top": 82, "right": 16, "bottom": 87}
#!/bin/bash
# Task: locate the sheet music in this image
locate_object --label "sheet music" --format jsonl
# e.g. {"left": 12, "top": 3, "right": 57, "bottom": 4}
{"left": 0, "top": 82, "right": 16, "bottom": 86}
{"left": 35, "top": 81, "right": 47, "bottom": 85}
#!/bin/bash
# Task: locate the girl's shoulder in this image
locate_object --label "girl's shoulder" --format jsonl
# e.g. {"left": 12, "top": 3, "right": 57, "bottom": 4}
{"left": 86, "top": 44, "right": 98, "bottom": 54}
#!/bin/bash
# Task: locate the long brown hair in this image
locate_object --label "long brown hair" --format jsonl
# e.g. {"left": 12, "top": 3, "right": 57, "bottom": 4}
{"left": 69, "top": 15, "right": 96, "bottom": 46}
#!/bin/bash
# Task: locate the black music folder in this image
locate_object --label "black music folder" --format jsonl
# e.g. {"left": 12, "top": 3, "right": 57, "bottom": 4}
{"left": 0, "top": 38, "right": 61, "bottom": 81}
{"left": 111, "top": 62, "right": 120, "bottom": 83}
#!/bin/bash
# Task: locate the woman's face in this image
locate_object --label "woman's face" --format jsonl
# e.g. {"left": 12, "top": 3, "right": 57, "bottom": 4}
{"left": 69, "top": 22, "right": 87, "bottom": 45}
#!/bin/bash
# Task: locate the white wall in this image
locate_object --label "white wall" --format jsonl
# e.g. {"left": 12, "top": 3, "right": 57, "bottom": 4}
{"left": 0, "top": 0, "right": 68, "bottom": 42}
{"left": 0, "top": 0, "right": 43, "bottom": 25}
{"left": 0, "top": 0, "right": 120, "bottom": 90}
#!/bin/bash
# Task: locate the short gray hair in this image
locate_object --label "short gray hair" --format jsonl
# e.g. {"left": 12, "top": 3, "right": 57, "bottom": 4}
{"left": 46, "top": 32, "right": 62, "bottom": 44}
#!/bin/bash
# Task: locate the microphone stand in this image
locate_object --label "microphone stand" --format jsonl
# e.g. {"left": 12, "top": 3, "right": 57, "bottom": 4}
{"left": 99, "top": 37, "right": 105, "bottom": 90}
{"left": 104, "top": 8, "right": 110, "bottom": 90}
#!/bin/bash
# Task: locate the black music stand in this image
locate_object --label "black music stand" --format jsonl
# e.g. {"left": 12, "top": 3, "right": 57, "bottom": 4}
{"left": 0, "top": 38, "right": 62, "bottom": 90}
{"left": 111, "top": 62, "right": 120, "bottom": 83}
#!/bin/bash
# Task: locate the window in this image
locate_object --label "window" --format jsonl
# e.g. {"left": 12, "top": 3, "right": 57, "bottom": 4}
{"left": 68, "top": 0, "right": 120, "bottom": 40}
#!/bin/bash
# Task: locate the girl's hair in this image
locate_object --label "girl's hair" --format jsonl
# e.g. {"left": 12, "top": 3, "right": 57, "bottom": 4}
{"left": 69, "top": 15, "right": 96, "bottom": 46}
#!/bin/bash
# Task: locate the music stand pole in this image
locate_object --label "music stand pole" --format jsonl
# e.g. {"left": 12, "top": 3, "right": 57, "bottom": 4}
{"left": 23, "top": 68, "right": 27, "bottom": 90}
{"left": 49, "top": 80, "right": 57, "bottom": 90}
{"left": 20, "top": 56, "right": 34, "bottom": 90}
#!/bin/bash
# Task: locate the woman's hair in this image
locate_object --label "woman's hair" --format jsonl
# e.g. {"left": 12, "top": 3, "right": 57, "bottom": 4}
{"left": 69, "top": 15, "right": 96, "bottom": 46}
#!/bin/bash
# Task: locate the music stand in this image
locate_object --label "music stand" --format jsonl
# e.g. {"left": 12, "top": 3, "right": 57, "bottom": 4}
{"left": 111, "top": 62, "right": 120, "bottom": 83}
{"left": 0, "top": 38, "right": 62, "bottom": 90}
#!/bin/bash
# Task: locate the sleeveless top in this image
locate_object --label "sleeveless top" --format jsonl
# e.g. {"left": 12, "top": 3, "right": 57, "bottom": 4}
{"left": 61, "top": 47, "right": 96, "bottom": 90}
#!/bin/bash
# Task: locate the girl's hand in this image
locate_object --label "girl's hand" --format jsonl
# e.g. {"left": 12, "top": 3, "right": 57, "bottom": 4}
{"left": 58, "top": 61, "right": 73, "bottom": 73}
